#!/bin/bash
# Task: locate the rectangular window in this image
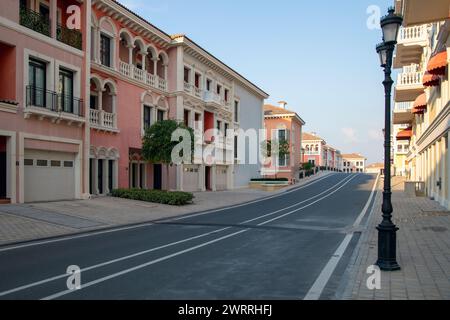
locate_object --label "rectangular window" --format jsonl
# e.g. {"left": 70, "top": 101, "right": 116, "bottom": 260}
{"left": 59, "top": 68, "right": 74, "bottom": 113}
{"left": 217, "top": 84, "right": 222, "bottom": 95}
{"left": 234, "top": 100, "right": 239, "bottom": 123}
{"left": 224, "top": 123, "right": 229, "bottom": 137}
{"left": 194, "top": 73, "right": 201, "bottom": 88}
{"left": 100, "top": 34, "right": 111, "bottom": 67}
{"left": 184, "top": 109, "right": 190, "bottom": 127}
{"left": 144, "top": 105, "right": 152, "bottom": 131}
{"left": 279, "top": 154, "right": 287, "bottom": 167}
{"left": 29, "top": 58, "right": 47, "bottom": 108}
{"left": 216, "top": 120, "right": 221, "bottom": 132}
{"left": 51, "top": 160, "right": 61, "bottom": 167}
{"left": 184, "top": 67, "right": 190, "bottom": 83}
{"left": 90, "top": 95, "right": 98, "bottom": 110}
{"left": 157, "top": 110, "right": 165, "bottom": 122}
{"left": 24, "top": 159, "right": 34, "bottom": 166}
{"left": 234, "top": 136, "right": 238, "bottom": 159}
{"left": 278, "top": 129, "right": 286, "bottom": 141}
{"left": 224, "top": 89, "right": 229, "bottom": 102}
{"left": 64, "top": 161, "right": 74, "bottom": 168}
{"left": 36, "top": 160, "right": 48, "bottom": 167}
{"left": 206, "top": 79, "right": 212, "bottom": 91}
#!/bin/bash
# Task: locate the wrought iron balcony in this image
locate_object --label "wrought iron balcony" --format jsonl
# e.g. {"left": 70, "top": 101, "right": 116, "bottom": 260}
{"left": 57, "top": 24, "right": 82, "bottom": 50}
{"left": 19, "top": 6, "right": 50, "bottom": 37}
{"left": 26, "top": 85, "right": 84, "bottom": 117}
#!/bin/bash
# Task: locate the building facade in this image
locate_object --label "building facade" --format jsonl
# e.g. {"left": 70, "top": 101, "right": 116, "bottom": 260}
{"left": 0, "top": 0, "right": 91, "bottom": 204}
{"left": 0, "top": 0, "right": 268, "bottom": 203}
{"left": 301, "top": 132, "right": 342, "bottom": 171}
{"left": 342, "top": 154, "right": 367, "bottom": 173}
{"left": 393, "top": 0, "right": 450, "bottom": 209}
{"left": 262, "top": 102, "right": 305, "bottom": 182}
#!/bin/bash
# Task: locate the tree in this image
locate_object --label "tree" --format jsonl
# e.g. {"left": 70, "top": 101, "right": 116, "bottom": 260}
{"left": 142, "top": 120, "right": 194, "bottom": 190}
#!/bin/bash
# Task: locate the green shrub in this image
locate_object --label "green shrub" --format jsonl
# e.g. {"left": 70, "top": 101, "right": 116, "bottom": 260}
{"left": 111, "top": 189, "right": 194, "bottom": 206}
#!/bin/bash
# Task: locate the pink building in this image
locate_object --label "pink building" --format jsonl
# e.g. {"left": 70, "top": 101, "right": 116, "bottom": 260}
{"left": 302, "top": 133, "right": 342, "bottom": 171}
{"left": 0, "top": 0, "right": 90, "bottom": 203}
{"left": 0, "top": 0, "right": 268, "bottom": 203}
{"left": 263, "top": 102, "right": 306, "bottom": 183}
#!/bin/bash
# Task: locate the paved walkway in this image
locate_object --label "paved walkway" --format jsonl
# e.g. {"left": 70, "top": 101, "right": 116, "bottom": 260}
{"left": 0, "top": 172, "right": 332, "bottom": 246}
{"left": 340, "top": 176, "right": 450, "bottom": 300}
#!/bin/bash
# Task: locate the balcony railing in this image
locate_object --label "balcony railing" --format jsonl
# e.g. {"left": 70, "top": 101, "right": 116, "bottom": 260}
{"left": 26, "top": 86, "right": 84, "bottom": 117}
{"left": 20, "top": 6, "right": 50, "bottom": 37}
{"left": 395, "top": 101, "right": 414, "bottom": 111}
{"left": 57, "top": 24, "right": 82, "bottom": 50}
{"left": 398, "top": 25, "right": 428, "bottom": 44}
{"left": 90, "top": 109, "right": 117, "bottom": 130}
{"left": 119, "top": 61, "right": 167, "bottom": 92}
{"left": 397, "top": 71, "right": 424, "bottom": 87}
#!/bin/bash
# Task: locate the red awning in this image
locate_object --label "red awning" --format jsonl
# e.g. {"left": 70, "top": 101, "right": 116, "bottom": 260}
{"left": 423, "top": 72, "right": 440, "bottom": 87}
{"left": 427, "top": 50, "right": 448, "bottom": 75}
{"left": 413, "top": 93, "right": 427, "bottom": 109}
{"left": 412, "top": 106, "right": 424, "bottom": 115}
{"left": 397, "top": 127, "right": 413, "bottom": 140}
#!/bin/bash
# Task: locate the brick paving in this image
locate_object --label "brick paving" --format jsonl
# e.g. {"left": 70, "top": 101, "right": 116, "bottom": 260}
{"left": 341, "top": 176, "right": 450, "bottom": 300}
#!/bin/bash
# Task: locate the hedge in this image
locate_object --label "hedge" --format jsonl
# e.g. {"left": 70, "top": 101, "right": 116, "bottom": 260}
{"left": 111, "top": 189, "right": 194, "bottom": 206}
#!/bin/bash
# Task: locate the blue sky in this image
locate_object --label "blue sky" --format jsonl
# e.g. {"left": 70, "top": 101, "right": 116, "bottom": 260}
{"left": 118, "top": 0, "right": 394, "bottom": 164}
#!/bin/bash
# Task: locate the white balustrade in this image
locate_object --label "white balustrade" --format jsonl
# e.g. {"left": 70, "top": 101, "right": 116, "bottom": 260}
{"left": 90, "top": 109, "right": 116, "bottom": 130}
{"left": 119, "top": 60, "right": 167, "bottom": 92}
{"left": 90, "top": 109, "right": 100, "bottom": 126}
{"left": 119, "top": 61, "right": 130, "bottom": 77}
{"left": 397, "top": 71, "right": 423, "bottom": 87}
{"left": 395, "top": 101, "right": 414, "bottom": 111}
{"left": 398, "top": 25, "right": 428, "bottom": 43}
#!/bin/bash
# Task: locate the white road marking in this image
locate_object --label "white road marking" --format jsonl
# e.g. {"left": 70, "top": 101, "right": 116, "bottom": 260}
{"left": 41, "top": 229, "right": 250, "bottom": 300}
{"left": 0, "top": 173, "right": 336, "bottom": 253}
{"left": 0, "top": 174, "right": 348, "bottom": 297}
{"left": 41, "top": 175, "right": 362, "bottom": 300}
{"left": 303, "top": 174, "right": 380, "bottom": 300}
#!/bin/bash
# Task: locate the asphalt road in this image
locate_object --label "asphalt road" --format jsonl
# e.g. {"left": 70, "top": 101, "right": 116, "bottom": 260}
{"left": 0, "top": 173, "right": 378, "bottom": 300}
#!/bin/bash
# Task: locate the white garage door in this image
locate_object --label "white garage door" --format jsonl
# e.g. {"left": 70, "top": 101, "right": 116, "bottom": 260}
{"left": 183, "top": 165, "right": 199, "bottom": 192}
{"left": 216, "top": 165, "right": 228, "bottom": 191}
{"left": 24, "top": 150, "right": 76, "bottom": 202}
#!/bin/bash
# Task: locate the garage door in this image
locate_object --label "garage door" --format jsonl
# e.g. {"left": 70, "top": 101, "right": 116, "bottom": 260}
{"left": 183, "top": 165, "right": 199, "bottom": 192}
{"left": 216, "top": 165, "right": 228, "bottom": 191}
{"left": 24, "top": 149, "right": 76, "bottom": 202}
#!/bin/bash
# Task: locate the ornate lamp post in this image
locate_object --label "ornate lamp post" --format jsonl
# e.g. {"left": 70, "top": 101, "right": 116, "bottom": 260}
{"left": 375, "top": 7, "right": 403, "bottom": 271}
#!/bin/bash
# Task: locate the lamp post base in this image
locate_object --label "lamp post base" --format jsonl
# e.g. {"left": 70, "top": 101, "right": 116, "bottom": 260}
{"left": 376, "top": 224, "right": 401, "bottom": 271}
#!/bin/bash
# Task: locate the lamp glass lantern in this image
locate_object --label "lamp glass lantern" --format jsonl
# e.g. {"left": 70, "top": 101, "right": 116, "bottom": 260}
{"left": 376, "top": 43, "right": 388, "bottom": 67}
{"left": 380, "top": 7, "right": 403, "bottom": 43}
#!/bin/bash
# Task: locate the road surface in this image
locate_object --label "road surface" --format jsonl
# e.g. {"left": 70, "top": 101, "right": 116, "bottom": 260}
{"left": 0, "top": 173, "right": 378, "bottom": 300}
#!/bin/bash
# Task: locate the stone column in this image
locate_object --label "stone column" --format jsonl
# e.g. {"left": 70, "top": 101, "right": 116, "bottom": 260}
{"left": 103, "top": 159, "right": 109, "bottom": 195}
{"left": 50, "top": 0, "right": 57, "bottom": 39}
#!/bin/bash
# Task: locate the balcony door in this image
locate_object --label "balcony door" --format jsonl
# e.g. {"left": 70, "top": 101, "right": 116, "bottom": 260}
{"left": 28, "top": 58, "right": 46, "bottom": 108}
{"left": 59, "top": 68, "right": 74, "bottom": 113}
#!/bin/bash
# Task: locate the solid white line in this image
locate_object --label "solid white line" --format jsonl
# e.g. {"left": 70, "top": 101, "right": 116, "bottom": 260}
{"left": 0, "top": 173, "right": 336, "bottom": 253}
{"left": 0, "top": 226, "right": 231, "bottom": 297}
{"left": 41, "top": 229, "right": 250, "bottom": 300}
{"left": 0, "top": 223, "right": 154, "bottom": 253}
{"left": 41, "top": 175, "right": 361, "bottom": 300}
{"left": 167, "top": 173, "right": 337, "bottom": 222}
{"left": 241, "top": 174, "right": 355, "bottom": 225}
{"left": 0, "top": 174, "right": 348, "bottom": 297}
{"left": 303, "top": 174, "right": 380, "bottom": 300}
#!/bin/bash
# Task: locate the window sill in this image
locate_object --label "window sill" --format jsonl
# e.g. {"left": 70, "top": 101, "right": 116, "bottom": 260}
{"left": 0, "top": 101, "right": 19, "bottom": 114}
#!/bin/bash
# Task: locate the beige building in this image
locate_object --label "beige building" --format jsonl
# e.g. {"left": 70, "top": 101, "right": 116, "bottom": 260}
{"left": 393, "top": 0, "right": 450, "bottom": 209}
{"left": 342, "top": 153, "right": 367, "bottom": 173}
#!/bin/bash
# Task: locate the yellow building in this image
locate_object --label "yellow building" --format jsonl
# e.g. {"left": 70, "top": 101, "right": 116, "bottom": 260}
{"left": 393, "top": 0, "right": 450, "bottom": 209}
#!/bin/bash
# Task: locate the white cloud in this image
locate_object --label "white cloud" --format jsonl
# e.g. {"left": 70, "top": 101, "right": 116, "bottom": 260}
{"left": 341, "top": 127, "right": 358, "bottom": 143}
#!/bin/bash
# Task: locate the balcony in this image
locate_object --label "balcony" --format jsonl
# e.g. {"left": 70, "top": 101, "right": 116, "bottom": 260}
{"left": 24, "top": 86, "right": 85, "bottom": 125}
{"left": 119, "top": 61, "right": 167, "bottom": 92}
{"left": 394, "top": 25, "right": 429, "bottom": 68}
{"left": 90, "top": 109, "right": 118, "bottom": 132}
{"left": 394, "top": 66, "right": 424, "bottom": 102}
{"left": 19, "top": 6, "right": 50, "bottom": 37}
{"left": 57, "top": 24, "right": 82, "bottom": 50}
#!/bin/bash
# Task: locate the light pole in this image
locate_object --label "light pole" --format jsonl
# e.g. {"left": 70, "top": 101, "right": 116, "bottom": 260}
{"left": 375, "top": 7, "right": 403, "bottom": 271}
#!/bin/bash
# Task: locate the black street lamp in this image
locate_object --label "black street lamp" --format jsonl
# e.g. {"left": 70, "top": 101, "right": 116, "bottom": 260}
{"left": 375, "top": 7, "right": 403, "bottom": 271}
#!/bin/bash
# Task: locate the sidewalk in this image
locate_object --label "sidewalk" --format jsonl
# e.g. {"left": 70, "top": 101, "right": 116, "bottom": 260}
{"left": 340, "top": 176, "right": 450, "bottom": 300}
{"left": 0, "top": 172, "right": 332, "bottom": 247}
